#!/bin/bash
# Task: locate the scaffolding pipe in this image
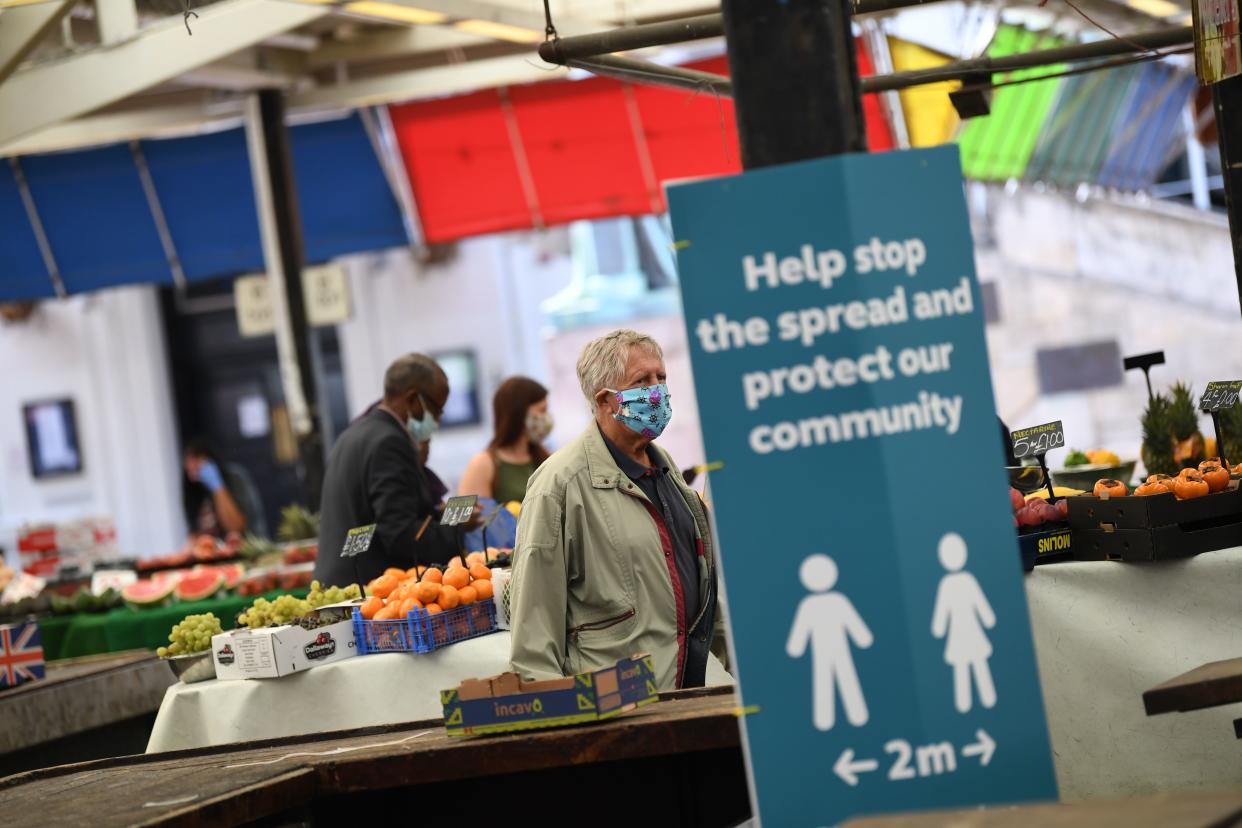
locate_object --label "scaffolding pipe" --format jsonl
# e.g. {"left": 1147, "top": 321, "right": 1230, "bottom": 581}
{"left": 563, "top": 26, "right": 1193, "bottom": 97}
{"left": 540, "top": 1, "right": 964, "bottom": 64}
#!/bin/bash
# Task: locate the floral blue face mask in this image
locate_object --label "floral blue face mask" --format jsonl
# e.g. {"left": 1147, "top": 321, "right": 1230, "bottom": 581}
{"left": 606, "top": 383, "right": 672, "bottom": 438}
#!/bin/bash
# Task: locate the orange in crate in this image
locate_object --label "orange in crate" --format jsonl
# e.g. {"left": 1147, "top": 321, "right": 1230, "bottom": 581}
{"left": 472, "top": 579, "right": 493, "bottom": 600}
{"left": 458, "top": 585, "right": 477, "bottom": 605}
{"left": 468, "top": 564, "right": 492, "bottom": 581}
{"left": 443, "top": 567, "right": 470, "bottom": 590}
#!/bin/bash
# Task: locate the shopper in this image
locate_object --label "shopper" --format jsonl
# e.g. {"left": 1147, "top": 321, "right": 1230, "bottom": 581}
{"left": 508, "top": 329, "right": 724, "bottom": 690}
{"left": 182, "top": 438, "right": 266, "bottom": 538}
{"left": 457, "top": 376, "right": 553, "bottom": 504}
{"left": 315, "top": 354, "right": 476, "bottom": 586}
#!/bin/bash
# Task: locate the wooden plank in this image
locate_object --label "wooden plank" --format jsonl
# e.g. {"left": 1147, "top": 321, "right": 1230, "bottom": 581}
{"left": 0, "top": 650, "right": 175, "bottom": 754}
{"left": 0, "top": 686, "right": 742, "bottom": 825}
{"left": 844, "top": 789, "right": 1242, "bottom": 827}
{"left": 1143, "top": 657, "right": 1242, "bottom": 715}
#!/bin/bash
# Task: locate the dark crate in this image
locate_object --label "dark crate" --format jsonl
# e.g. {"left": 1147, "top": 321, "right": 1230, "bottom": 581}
{"left": 1067, "top": 488, "right": 1242, "bottom": 561}
{"left": 1018, "top": 525, "right": 1073, "bottom": 571}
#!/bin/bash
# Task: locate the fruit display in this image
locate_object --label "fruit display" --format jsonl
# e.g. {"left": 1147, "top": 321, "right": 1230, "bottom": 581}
{"left": 1142, "top": 382, "right": 1208, "bottom": 477}
{"left": 360, "top": 553, "right": 495, "bottom": 621}
{"left": 174, "top": 569, "right": 226, "bottom": 602}
{"left": 238, "top": 534, "right": 281, "bottom": 564}
{"left": 122, "top": 578, "right": 179, "bottom": 609}
{"left": 1092, "top": 479, "right": 1128, "bottom": 498}
{"left": 1065, "top": 449, "right": 1120, "bottom": 468}
{"left": 277, "top": 505, "right": 319, "bottom": 543}
{"left": 49, "top": 587, "right": 123, "bottom": 615}
{"left": 235, "top": 581, "right": 359, "bottom": 629}
{"left": 157, "top": 612, "right": 223, "bottom": 658}
{"left": 1011, "top": 486, "right": 1068, "bottom": 529}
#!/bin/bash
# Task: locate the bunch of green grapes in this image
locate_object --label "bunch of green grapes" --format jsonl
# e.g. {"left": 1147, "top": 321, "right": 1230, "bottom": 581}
{"left": 158, "top": 612, "right": 222, "bottom": 657}
{"left": 306, "top": 580, "right": 362, "bottom": 609}
{"left": 237, "top": 594, "right": 310, "bottom": 628}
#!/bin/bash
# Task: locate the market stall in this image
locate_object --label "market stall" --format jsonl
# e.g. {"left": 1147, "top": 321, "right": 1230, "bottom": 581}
{"left": 147, "top": 630, "right": 733, "bottom": 751}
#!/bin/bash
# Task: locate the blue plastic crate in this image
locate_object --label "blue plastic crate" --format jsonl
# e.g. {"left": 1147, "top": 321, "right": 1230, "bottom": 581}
{"left": 352, "top": 598, "right": 498, "bottom": 655}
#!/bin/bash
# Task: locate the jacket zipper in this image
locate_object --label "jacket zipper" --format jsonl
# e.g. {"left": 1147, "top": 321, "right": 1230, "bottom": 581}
{"left": 569, "top": 608, "right": 636, "bottom": 641}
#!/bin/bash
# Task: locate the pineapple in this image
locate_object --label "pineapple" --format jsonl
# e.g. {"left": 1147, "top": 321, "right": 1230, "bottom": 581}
{"left": 1141, "top": 393, "right": 1178, "bottom": 478}
{"left": 1168, "top": 382, "right": 1206, "bottom": 468}
{"left": 277, "top": 504, "right": 319, "bottom": 543}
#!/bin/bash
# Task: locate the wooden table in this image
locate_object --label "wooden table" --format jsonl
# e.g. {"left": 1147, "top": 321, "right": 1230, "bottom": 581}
{"left": 1144, "top": 657, "right": 1242, "bottom": 717}
{"left": 0, "top": 650, "right": 175, "bottom": 776}
{"left": 0, "top": 686, "right": 751, "bottom": 828}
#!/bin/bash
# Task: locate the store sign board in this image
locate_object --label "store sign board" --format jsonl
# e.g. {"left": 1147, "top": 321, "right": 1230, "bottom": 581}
{"left": 1200, "top": 381, "right": 1242, "bottom": 412}
{"left": 667, "top": 146, "right": 1057, "bottom": 827}
{"left": 234, "top": 265, "right": 352, "bottom": 338}
{"left": 1193, "top": 0, "right": 1242, "bottom": 84}
{"left": 1010, "top": 420, "right": 1065, "bottom": 460}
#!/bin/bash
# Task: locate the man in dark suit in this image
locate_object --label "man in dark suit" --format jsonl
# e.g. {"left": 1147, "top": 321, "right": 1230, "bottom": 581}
{"left": 315, "top": 353, "right": 469, "bottom": 587}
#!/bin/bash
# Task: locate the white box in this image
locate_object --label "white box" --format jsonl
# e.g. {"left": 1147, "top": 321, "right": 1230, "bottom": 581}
{"left": 212, "top": 616, "right": 356, "bottom": 680}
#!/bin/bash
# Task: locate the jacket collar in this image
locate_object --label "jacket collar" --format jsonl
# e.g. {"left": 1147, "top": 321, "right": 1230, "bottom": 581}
{"left": 585, "top": 422, "right": 674, "bottom": 490}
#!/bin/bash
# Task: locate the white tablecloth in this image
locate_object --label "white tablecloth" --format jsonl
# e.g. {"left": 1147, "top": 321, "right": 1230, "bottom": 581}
{"left": 146, "top": 631, "right": 733, "bottom": 753}
{"left": 1026, "top": 547, "right": 1242, "bottom": 801}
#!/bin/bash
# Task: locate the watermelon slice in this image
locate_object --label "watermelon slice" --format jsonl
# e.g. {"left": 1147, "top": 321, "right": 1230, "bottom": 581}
{"left": 194, "top": 563, "right": 244, "bottom": 590}
{"left": 175, "top": 570, "right": 225, "bottom": 602}
{"left": 122, "top": 578, "right": 177, "bottom": 610}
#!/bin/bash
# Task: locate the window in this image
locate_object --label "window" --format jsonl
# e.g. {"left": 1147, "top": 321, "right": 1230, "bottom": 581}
{"left": 1036, "top": 341, "right": 1123, "bottom": 394}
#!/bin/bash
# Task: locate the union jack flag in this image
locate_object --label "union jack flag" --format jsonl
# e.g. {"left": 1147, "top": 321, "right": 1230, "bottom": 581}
{"left": 0, "top": 622, "right": 45, "bottom": 689}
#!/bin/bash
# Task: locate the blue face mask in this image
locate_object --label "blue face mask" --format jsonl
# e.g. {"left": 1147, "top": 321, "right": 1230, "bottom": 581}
{"left": 407, "top": 395, "right": 439, "bottom": 443}
{"left": 606, "top": 383, "right": 672, "bottom": 438}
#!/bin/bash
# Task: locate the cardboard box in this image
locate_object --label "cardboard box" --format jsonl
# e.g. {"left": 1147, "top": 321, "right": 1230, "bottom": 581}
{"left": 0, "top": 620, "right": 46, "bottom": 690}
{"left": 440, "top": 654, "right": 658, "bottom": 736}
{"left": 212, "top": 603, "right": 357, "bottom": 680}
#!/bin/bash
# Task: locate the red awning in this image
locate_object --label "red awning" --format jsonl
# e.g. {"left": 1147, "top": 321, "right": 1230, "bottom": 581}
{"left": 390, "top": 52, "right": 894, "bottom": 244}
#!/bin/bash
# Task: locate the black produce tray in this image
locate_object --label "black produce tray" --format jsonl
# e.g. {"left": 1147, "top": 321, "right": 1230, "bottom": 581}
{"left": 1066, "top": 487, "right": 1242, "bottom": 531}
{"left": 1067, "top": 487, "right": 1242, "bottom": 561}
{"left": 1071, "top": 522, "right": 1242, "bottom": 562}
{"left": 1017, "top": 524, "right": 1073, "bottom": 571}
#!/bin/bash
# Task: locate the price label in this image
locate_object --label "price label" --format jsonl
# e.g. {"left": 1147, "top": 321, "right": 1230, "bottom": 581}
{"left": 441, "top": 495, "right": 478, "bottom": 527}
{"left": 1200, "top": 381, "right": 1242, "bottom": 412}
{"left": 1011, "top": 420, "right": 1065, "bottom": 460}
{"left": 341, "top": 524, "right": 376, "bottom": 558}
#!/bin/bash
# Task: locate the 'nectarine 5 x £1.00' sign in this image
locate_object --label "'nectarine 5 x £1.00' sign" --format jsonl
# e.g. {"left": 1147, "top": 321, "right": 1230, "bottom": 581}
{"left": 667, "top": 145, "right": 1057, "bottom": 826}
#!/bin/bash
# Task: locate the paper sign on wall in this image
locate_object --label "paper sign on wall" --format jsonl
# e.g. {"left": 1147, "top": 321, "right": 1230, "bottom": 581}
{"left": 234, "top": 265, "right": 352, "bottom": 338}
{"left": 667, "top": 145, "right": 1057, "bottom": 826}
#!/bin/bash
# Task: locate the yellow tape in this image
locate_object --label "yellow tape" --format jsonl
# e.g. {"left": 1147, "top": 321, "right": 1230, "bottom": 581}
{"left": 732, "top": 705, "right": 761, "bottom": 717}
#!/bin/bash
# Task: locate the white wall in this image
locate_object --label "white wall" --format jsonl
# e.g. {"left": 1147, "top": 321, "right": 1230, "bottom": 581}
{"left": 337, "top": 231, "right": 575, "bottom": 488}
{"left": 0, "top": 286, "right": 183, "bottom": 567}
{"left": 975, "top": 183, "right": 1242, "bottom": 473}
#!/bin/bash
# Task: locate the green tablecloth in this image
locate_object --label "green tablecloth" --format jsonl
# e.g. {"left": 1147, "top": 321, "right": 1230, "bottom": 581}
{"left": 37, "top": 590, "right": 308, "bottom": 661}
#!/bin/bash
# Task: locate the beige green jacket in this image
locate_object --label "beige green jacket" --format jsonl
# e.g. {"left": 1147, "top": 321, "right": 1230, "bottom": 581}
{"left": 508, "top": 423, "right": 727, "bottom": 690}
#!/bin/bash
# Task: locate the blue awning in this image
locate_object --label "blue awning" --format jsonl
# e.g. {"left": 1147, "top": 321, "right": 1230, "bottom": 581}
{"left": 0, "top": 113, "right": 407, "bottom": 302}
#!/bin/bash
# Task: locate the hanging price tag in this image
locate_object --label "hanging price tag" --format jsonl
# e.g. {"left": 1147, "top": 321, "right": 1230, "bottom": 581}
{"left": 441, "top": 495, "right": 478, "bottom": 527}
{"left": 341, "top": 524, "right": 376, "bottom": 558}
{"left": 1200, "top": 381, "right": 1242, "bottom": 412}
{"left": 1010, "top": 420, "right": 1065, "bottom": 460}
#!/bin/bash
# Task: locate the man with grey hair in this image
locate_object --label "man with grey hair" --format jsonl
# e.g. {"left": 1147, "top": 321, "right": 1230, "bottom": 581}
{"left": 315, "top": 353, "right": 469, "bottom": 586}
{"left": 509, "top": 329, "right": 725, "bottom": 690}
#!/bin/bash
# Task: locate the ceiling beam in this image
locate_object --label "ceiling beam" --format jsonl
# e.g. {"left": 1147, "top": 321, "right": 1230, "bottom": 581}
{"left": 291, "top": 51, "right": 566, "bottom": 110}
{"left": 0, "top": 0, "right": 331, "bottom": 146}
{"left": 388, "top": 0, "right": 607, "bottom": 38}
{"left": 307, "top": 24, "right": 484, "bottom": 68}
{"left": 0, "top": 0, "right": 75, "bottom": 84}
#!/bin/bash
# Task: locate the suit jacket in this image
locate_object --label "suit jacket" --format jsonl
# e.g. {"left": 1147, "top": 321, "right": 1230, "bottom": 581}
{"left": 314, "top": 408, "right": 461, "bottom": 587}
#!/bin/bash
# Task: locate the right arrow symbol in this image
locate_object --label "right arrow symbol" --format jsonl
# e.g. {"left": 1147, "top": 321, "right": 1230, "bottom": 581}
{"left": 834, "top": 748, "right": 879, "bottom": 786}
{"left": 961, "top": 729, "right": 996, "bottom": 766}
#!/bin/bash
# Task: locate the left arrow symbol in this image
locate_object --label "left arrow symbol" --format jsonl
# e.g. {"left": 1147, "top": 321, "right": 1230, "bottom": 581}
{"left": 834, "top": 748, "right": 879, "bottom": 786}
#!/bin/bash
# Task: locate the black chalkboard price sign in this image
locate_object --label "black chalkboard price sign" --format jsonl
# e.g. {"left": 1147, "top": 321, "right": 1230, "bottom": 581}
{"left": 341, "top": 523, "right": 376, "bottom": 559}
{"left": 441, "top": 495, "right": 478, "bottom": 527}
{"left": 1010, "top": 420, "right": 1065, "bottom": 460}
{"left": 1199, "top": 381, "right": 1242, "bottom": 413}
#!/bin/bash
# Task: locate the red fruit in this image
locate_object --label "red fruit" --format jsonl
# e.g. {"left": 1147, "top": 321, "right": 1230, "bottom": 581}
{"left": 1055, "top": 499, "right": 1069, "bottom": 520}
{"left": 1013, "top": 514, "right": 1020, "bottom": 529}
{"left": 1010, "top": 487, "right": 1025, "bottom": 512}
{"left": 1016, "top": 504, "right": 1044, "bottom": 527}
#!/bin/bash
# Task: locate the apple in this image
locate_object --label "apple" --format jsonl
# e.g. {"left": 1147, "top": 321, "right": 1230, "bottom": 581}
{"left": 1016, "top": 503, "right": 1044, "bottom": 527}
{"left": 1010, "top": 487, "right": 1025, "bottom": 512}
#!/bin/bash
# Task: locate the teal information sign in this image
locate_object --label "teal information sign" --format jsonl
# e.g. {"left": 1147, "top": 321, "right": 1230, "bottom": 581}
{"left": 667, "top": 146, "right": 1057, "bottom": 826}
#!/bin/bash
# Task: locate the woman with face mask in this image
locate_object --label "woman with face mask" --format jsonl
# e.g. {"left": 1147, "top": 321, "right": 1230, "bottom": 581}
{"left": 458, "top": 377, "right": 554, "bottom": 504}
{"left": 507, "top": 330, "right": 726, "bottom": 692}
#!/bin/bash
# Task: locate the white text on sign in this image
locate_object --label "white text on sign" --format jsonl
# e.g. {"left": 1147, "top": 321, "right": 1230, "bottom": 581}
{"left": 833, "top": 730, "right": 996, "bottom": 787}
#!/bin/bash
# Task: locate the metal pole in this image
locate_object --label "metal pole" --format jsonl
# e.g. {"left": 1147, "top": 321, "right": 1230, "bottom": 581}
{"left": 1213, "top": 75, "right": 1242, "bottom": 319}
{"left": 721, "top": 0, "right": 866, "bottom": 169}
{"left": 558, "top": 27, "right": 1193, "bottom": 99}
{"left": 245, "top": 90, "right": 324, "bottom": 508}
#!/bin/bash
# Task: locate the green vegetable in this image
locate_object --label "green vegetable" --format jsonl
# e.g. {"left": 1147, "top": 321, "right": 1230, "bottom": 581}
{"left": 1064, "top": 450, "right": 1090, "bottom": 467}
